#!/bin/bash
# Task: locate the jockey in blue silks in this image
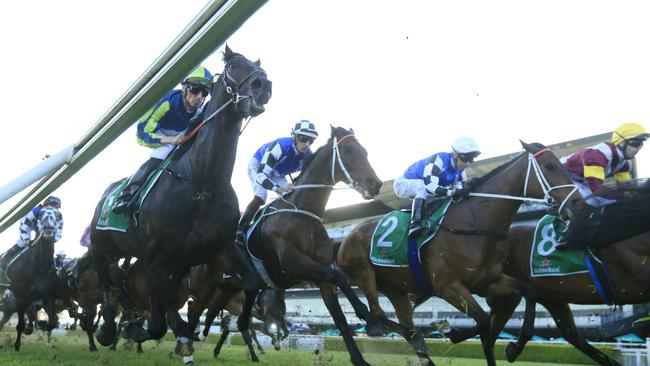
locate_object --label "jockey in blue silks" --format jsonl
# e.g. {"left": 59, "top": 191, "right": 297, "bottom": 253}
{"left": 1, "top": 196, "right": 63, "bottom": 268}
{"left": 112, "top": 66, "right": 214, "bottom": 214}
{"left": 393, "top": 137, "right": 481, "bottom": 238}
{"left": 235, "top": 120, "right": 318, "bottom": 245}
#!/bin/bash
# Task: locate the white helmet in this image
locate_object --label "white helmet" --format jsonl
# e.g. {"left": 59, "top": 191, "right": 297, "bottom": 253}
{"left": 451, "top": 137, "right": 481, "bottom": 156}
{"left": 55, "top": 250, "right": 66, "bottom": 257}
{"left": 291, "top": 120, "right": 318, "bottom": 139}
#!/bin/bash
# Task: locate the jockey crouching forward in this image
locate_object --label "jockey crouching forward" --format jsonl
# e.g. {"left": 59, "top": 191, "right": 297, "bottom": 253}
{"left": 561, "top": 122, "right": 648, "bottom": 207}
{"left": 393, "top": 137, "right": 480, "bottom": 239}
{"left": 112, "top": 66, "right": 213, "bottom": 214}
{"left": 234, "top": 120, "right": 318, "bottom": 246}
{"left": 1, "top": 196, "right": 63, "bottom": 268}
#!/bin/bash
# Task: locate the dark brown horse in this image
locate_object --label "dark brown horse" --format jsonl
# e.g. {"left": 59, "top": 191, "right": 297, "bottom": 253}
{"left": 481, "top": 180, "right": 650, "bottom": 366}
{"left": 238, "top": 126, "right": 383, "bottom": 366}
{"left": 337, "top": 142, "right": 583, "bottom": 366}
{"left": 4, "top": 206, "right": 62, "bottom": 350}
{"left": 90, "top": 46, "right": 272, "bottom": 364}
{"left": 187, "top": 271, "right": 288, "bottom": 359}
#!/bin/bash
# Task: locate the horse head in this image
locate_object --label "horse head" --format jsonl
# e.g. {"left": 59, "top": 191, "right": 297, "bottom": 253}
{"left": 520, "top": 141, "right": 583, "bottom": 220}
{"left": 327, "top": 126, "right": 382, "bottom": 199}
{"left": 256, "top": 289, "right": 287, "bottom": 350}
{"left": 212, "top": 45, "right": 272, "bottom": 118}
{"left": 36, "top": 207, "right": 61, "bottom": 241}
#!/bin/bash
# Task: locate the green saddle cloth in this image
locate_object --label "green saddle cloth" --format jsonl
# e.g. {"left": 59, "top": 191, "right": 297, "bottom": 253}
{"left": 96, "top": 158, "right": 172, "bottom": 232}
{"left": 530, "top": 215, "right": 588, "bottom": 277}
{"left": 370, "top": 198, "right": 452, "bottom": 267}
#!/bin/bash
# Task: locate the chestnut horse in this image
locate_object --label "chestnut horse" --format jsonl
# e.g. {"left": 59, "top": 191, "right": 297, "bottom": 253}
{"left": 482, "top": 180, "right": 650, "bottom": 366}
{"left": 238, "top": 126, "right": 383, "bottom": 366}
{"left": 338, "top": 142, "right": 583, "bottom": 366}
{"left": 90, "top": 46, "right": 272, "bottom": 364}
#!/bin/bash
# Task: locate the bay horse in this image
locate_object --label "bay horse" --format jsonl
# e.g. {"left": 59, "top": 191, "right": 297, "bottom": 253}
{"left": 238, "top": 126, "right": 383, "bottom": 366}
{"left": 4, "top": 206, "right": 62, "bottom": 350}
{"left": 481, "top": 179, "right": 650, "bottom": 366}
{"left": 90, "top": 46, "right": 271, "bottom": 364}
{"left": 337, "top": 142, "right": 583, "bottom": 366}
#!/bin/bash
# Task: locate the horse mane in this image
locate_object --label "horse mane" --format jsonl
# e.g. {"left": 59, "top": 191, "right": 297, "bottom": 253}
{"left": 563, "top": 178, "right": 650, "bottom": 249}
{"left": 466, "top": 143, "right": 547, "bottom": 190}
{"left": 294, "top": 126, "right": 351, "bottom": 182}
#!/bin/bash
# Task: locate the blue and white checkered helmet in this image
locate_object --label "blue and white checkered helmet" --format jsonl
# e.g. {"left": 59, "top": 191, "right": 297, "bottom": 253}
{"left": 291, "top": 120, "right": 318, "bottom": 139}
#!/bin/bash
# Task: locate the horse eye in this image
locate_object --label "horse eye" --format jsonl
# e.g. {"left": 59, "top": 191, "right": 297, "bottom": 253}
{"left": 251, "top": 79, "right": 261, "bottom": 89}
{"left": 545, "top": 162, "right": 555, "bottom": 170}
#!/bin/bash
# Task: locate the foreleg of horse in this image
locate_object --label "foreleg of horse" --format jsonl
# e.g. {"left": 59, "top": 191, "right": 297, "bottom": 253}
{"left": 384, "top": 290, "right": 434, "bottom": 366}
{"left": 186, "top": 297, "right": 207, "bottom": 340}
{"left": 481, "top": 295, "right": 521, "bottom": 366}
{"left": 213, "top": 327, "right": 230, "bottom": 358}
{"left": 483, "top": 275, "right": 537, "bottom": 361}
{"left": 540, "top": 301, "right": 621, "bottom": 366}
{"left": 317, "top": 281, "right": 370, "bottom": 366}
{"left": 199, "top": 305, "right": 220, "bottom": 341}
{"left": 164, "top": 273, "right": 194, "bottom": 364}
{"left": 15, "top": 304, "right": 27, "bottom": 350}
{"left": 95, "top": 251, "right": 118, "bottom": 347}
{"left": 343, "top": 260, "right": 387, "bottom": 337}
{"left": 437, "top": 282, "right": 490, "bottom": 344}
{"left": 82, "top": 305, "right": 98, "bottom": 352}
{"left": 201, "top": 287, "right": 239, "bottom": 340}
{"left": 24, "top": 303, "right": 36, "bottom": 335}
{"left": 43, "top": 298, "right": 59, "bottom": 333}
{"left": 250, "top": 329, "right": 265, "bottom": 354}
{"left": 237, "top": 288, "right": 260, "bottom": 363}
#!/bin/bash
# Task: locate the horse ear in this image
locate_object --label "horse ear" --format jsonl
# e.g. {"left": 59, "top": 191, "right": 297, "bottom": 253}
{"left": 254, "top": 59, "right": 261, "bottom": 67}
{"left": 330, "top": 125, "right": 336, "bottom": 136}
{"left": 349, "top": 128, "right": 355, "bottom": 135}
{"left": 224, "top": 44, "right": 233, "bottom": 60}
{"left": 520, "top": 140, "right": 533, "bottom": 152}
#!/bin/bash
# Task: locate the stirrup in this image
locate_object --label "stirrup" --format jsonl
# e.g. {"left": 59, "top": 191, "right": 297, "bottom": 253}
{"left": 408, "top": 223, "right": 426, "bottom": 239}
{"left": 112, "top": 198, "right": 133, "bottom": 214}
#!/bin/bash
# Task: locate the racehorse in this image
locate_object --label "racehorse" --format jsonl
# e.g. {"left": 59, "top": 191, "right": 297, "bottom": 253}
{"left": 90, "top": 46, "right": 271, "bottom": 363}
{"left": 481, "top": 179, "right": 650, "bottom": 366}
{"left": 337, "top": 142, "right": 583, "bottom": 366}
{"left": 185, "top": 268, "right": 288, "bottom": 360}
{"left": 238, "top": 126, "right": 383, "bottom": 366}
{"left": 4, "top": 206, "right": 62, "bottom": 350}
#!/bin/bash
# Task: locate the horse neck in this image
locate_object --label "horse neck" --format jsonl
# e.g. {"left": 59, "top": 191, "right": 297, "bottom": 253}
{"left": 469, "top": 154, "right": 531, "bottom": 231}
{"left": 34, "top": 238, "right": 54, "bottom": 273}
{"left": 287, "top": 148, "right": 335, "bottom": 217}
{"left": 189, "top": 93, "right": 242, "bottom": 188}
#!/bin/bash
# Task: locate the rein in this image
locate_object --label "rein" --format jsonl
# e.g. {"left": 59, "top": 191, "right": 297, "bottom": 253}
{"left": 178, "top": 63, "right": 265, "bottom": 144}
{"left": 263, "top": 134, "right": 358, "bottom": 222}
{"left": 468, "top": 149, "right": 578, "bottom": 214}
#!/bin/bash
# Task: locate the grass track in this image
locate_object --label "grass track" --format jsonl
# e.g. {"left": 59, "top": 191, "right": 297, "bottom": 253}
{"left": 0, "top": 330, "right": 589, "bottom": 366}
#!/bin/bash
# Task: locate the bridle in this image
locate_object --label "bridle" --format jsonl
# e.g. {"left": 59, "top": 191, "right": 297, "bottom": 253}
{"left": 469, "top": 148, "right": 579, "bottom": 214}
{"left": 263, "top": 134, "right": 360, "bottom": 222}
{"left": 179, "top": 59, "right": 266, "bottom": 144}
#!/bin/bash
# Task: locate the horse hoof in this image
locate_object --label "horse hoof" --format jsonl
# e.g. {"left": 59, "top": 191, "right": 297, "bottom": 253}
{"left": 365, "top": 323, "right": 385, "bottom": 337}
{"left": 444, "top": 329, "right": 465, "bottom": 344}
{"left": 505, "top": 342, "right": 521, "bottom": 363}
{"left": 96, "top": 323, "right": 117, "bottom": 347}
{"left": 175, "top": 337, "right": 194, "bottom": 357}
{"left": 89, "top": 347, "right": 98, "bottom": 352}
{"left": 182, "top": 355, "right": 194, "bottom": 364}
{"left": 14, "top": 343, "right": 20, "bottom": 351}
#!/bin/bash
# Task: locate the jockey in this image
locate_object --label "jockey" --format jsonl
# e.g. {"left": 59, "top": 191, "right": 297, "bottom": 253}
{"left": 54, "top": 250, "right": 71, "bottom": 269}
{"left": 394, "top": 137, "right": 480, "bottom": 238}
{"left": 234, "top": 120, "right": 318, "bottom": 246}
{"left": 1, "top": 196, "right": 63, "bottom": 268}
{"left": 561, "top": 122, "right": 649, "bottom": 206}
{"left": 113, "top": 66, "right": 214, "bottom": 214}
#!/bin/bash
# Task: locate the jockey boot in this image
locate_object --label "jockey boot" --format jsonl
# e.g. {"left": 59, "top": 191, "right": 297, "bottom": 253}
{"left": 1, "top": 245, "right": 23, "bottom": 269}
{"left": 113, "top": 158, "right": 161, "bottom": 214}
{"left": 408, "top": 198, "right": 426, "bottom": 239}
{"left": 235, "top": 196, "right": 265, "bottom": 246}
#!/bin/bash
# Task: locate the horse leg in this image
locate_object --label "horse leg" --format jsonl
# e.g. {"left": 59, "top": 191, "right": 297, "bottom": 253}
{"left": 0, "top": 310, "right": 10, "bottom": 332}
{"left": 15, "top": 302, "right": 27, "bottom": 350}
{"left": 541, "top": 301, "right": 621, "bottom": 366}
{"left": 94, "top": 252, "right": 118, "bottom": 347}
{"left": 480, "top": 295, "right": 521, "bottom": 366}
{"left": 81, "top": 303, "right": 98, "bottom": 352}
{"left": 186, "top": 297, "right": 207, "bottom": 340}
{"left": 24, "top": 302, "right": 36, "bottom": 335}
{"left": 317, "top": 281, "right": 369, "bottom": 366}
{"left": 163, "top": 271, "right": 195, "bottom": 364}
{"left": 43, "top": 297, "right": 58, "bottom": 345}
{"left": 436, "top": 282, "right": 491, "bottom": 343}
{"left": 341, "top": 258, "right": 387, "bottom": 337}
{"left": 237, "top": 288, "right": 260, "bottom": 362}
{"left": 213, "top": 319, "right": 230, "bottom": 359}
{"left": 144, "top": 267, "right": 168, "bottom": 341}
{"left": 483, "top": 275, "right": 537, "bottom": 361}
{"left": 383, "top": 290, "right": 434, "bottom": 366}
{"left": 250, "top": 329, "right": 265, "bottom": 354}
